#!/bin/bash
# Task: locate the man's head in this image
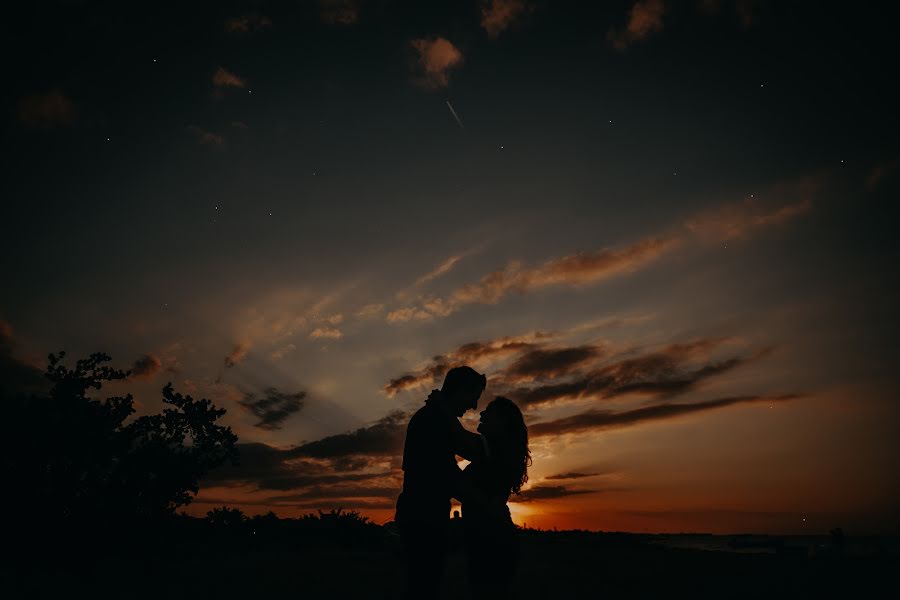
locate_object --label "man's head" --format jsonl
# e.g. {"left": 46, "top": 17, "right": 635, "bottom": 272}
{"left": 440, "top": 366, "right": 487, "bottom": 417}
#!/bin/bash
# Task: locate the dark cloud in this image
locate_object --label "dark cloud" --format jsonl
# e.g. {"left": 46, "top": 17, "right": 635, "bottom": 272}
{"left": 238, "top": 387, "right": 306, "bottom": 431}
{"left": 293, "top": 410, "right": 408, "bottom": 458}
{"left": 529, "top": 394, "right": 804, "bottom": 438}
{"left": 504, "top": 339, "right": 763, "bottom": 408}
{"left": 17, "top": 90, "right": 75, "bottom": 128}
{"left": 503, "top": 345, "right": 603, "bottom": 382}
{"left": 384, "top": 334, "right": 541, "bottom": 395}
{"left": 267, "top": 483, "right": 399, "bottom": 502}
{"left": 204, "top": 442, "right": 394, "bottom": 491}
{"left": 292, "top": 499, "right": 396, "bottom": 510}
{"left": 510, "top": 485, "right": 596, "bottom": 502}
{"left": 129, "top": 354, "right": 161, "bottom": 380}
{"left": 544, "top": 472, "right": 600, "bottom": 480}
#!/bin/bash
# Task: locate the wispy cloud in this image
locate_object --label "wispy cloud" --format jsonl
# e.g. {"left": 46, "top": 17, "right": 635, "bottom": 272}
{"left": 387, "top": 183, "right": 817, "bottom": 324}
{"left": 529, "top": 394, "right": 803, "bottom": 438}
{"left": 187, "top": 125, "right": 224, "bottom": 146}
{"left": 685, "top": 197, "right": 813, "bottom": 241}
{"left": 607, "top": 0, "right": 667, "bottom": 51}
{"left": 510, "top": 484, "right": 596, "bottom": 502}
{"left": 309, "top": 327, "right": 343, "bottom": 340}
{"left": 212, "top": 66, "right": 246, "bottom": 89}
{"left": 389, "top": 237, "right": 676, "bottom": 322}
{"left": 480, "top": 0, "right": 533, "bottom": 38}
{"left": 415, "top": 255, "right": 465, "bottom": 287}
{"left": 410, "top": 37, "right": 464, "bottom": 90}
{"left": 355, "top": 303, "right": 385, "bottom": 318}
{"left": 544, "top": 471, "right": 601, "bottom": 480}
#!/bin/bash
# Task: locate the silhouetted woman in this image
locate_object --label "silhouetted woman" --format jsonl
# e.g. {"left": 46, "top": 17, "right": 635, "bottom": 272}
{"left": 461, "top": 396, "right": 530, "bottom": 600}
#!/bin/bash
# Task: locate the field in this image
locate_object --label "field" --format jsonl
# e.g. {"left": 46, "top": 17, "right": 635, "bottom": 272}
{"left": 4, "top": 520, "right": 897, "bottom": 599}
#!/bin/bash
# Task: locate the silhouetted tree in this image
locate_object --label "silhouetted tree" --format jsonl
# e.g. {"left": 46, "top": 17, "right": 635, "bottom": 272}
{"left": 3, "top": 351, "right": 238, "bottom": 531}
{"left": 206, "top": 506, "right": 248, "bottom": 528}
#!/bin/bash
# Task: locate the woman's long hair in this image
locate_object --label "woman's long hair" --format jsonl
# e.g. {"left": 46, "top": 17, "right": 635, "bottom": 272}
{"left": 487, "top": 396, "right": 531, "bottom": 495}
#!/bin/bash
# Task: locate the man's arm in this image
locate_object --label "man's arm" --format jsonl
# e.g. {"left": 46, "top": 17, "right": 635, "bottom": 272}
{"left": 450, "top": 420, "right": 488, "bottom": 462}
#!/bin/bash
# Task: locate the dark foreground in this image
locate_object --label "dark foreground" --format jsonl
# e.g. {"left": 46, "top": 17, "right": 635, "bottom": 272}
{"left": 3, "top": 518, "right": 897, "bottom": 599}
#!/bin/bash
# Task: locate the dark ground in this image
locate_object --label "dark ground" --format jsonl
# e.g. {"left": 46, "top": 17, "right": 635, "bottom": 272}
{"left": 3, "top": 524, "right": 897, "bottom": 599}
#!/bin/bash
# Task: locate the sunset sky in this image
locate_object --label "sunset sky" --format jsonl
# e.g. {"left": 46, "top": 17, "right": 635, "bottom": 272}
{"left": 3, "top": 0, "right": 899, "bottom": 534}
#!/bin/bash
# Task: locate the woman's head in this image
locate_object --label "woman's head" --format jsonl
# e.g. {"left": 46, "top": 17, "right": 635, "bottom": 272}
{"left": 477, "top": 396, "right": 531, "bottom": 495}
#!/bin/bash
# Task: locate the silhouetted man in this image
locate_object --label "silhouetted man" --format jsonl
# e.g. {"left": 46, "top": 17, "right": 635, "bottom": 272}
{"left": 395, "top": 366, "right": 487, "bottom": 599}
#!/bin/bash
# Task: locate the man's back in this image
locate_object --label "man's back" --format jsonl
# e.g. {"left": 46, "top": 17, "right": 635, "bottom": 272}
{"left": 396, "top": 400, "right": 458, "bottom": 525}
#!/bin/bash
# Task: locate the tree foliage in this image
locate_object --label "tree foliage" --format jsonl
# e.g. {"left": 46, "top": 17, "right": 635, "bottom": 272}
{"left": 3, "top": 351, "right": 238, "bottom": 525}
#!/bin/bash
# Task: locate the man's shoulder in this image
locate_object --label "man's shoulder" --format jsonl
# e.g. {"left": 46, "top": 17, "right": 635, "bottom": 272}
{"left": 407, "top": 402, "right": 453, "bottom": 434}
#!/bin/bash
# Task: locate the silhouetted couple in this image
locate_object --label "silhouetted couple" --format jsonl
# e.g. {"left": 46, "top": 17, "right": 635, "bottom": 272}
{"left": 395, "top": 366, "right": 531, "bottom": 600}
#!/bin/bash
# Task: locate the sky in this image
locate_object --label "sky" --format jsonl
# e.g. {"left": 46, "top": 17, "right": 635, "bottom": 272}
{"left": 2, "top": 0, "right": 899, "bottom": 534}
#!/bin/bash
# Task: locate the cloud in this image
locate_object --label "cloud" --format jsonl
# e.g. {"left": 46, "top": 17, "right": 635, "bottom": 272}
{"left": 685, "top": 197, "right": 813, "bottom": 241}
{"left": 212, "top": 67, "right": 246, "bottom": 89}
{"left": 355, "top": 303, "right": 384, "bottom": 318}
{"left": 384, "top": 333, "right": 544, "bottom": 396}
{"left": 480, "top": 0, "right": 532, "bottom": 38}
{"left": 224, "top": 343, "right": 249, "bottom": 368}
{"left": 238, "top": 387, "right": 306, "bottom": 431}
{"left": 187, "top": 126, "right": 224, "bottom": 146}
{"left": 544, "top": 472, "right": 600, "bottom": 480}
{"left": 309, "top": 327, "right": 343, "bottom": 340}
{"left": 386, "top": 182, "right": 816, "bottom": 325}
{"left": 204, "top": 442, "right": 393, "bottom": 490}
{"left": 410, "top": 37, "right": 464, "bottom": 90}
{"left": 17, "top": 90, "right": 75, "bottom": 128}
{"left": 529, "top": 394, "right": 803, "bottom": 438}
{"left": 129, "top": 354, "right": 162, "bottom": 380}
{"left": 504, "top": 339, "right": 767, "bottom": 408}
{"left": 504, "top": 345, "right": 603, "bottom": 382}
{"left": 270, "top": 343, "right": 297, "bottom": 360}
{"left": 415, "top": 255, "right": 465, "bottom": 287}
{"left": 607, "top": 0, "right": 667, "bottom": 51}
{"left": 293, "top": 410, "right": 408, "bottom": 459}
{"left": 224, "top": 14, "right": 271, "bottom": 33}
{"left": 510, "top": 484, "right": 596, "bottom": 502}
{"left": 390, "top": 237, "right": 676, "bottom": 322}
{"left": 385, "top": 307, "right": 433, "bottom": 323}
